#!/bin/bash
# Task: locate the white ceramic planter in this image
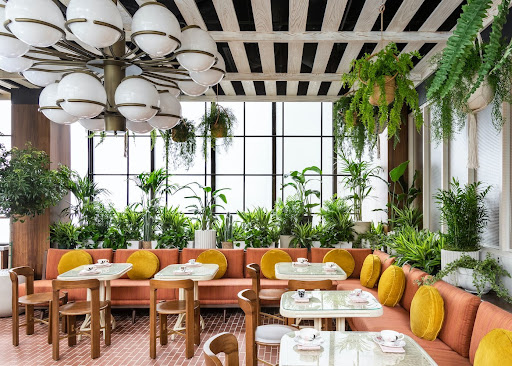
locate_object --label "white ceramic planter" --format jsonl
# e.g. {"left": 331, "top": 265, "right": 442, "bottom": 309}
{"left": 126, "top": 240, "right": 139, "bottom": 250}
{"left": 0, "top": 269, "right": 24, "bottom": 317}
{"left": 234, "top": 241, "right": 245, "bottom": 248}
{"left": 441, "top": 249, "right": 480, "bottom": 285}
{"left": 279, "top": 235, "right": 294, "bottom": 248}
{"left": 194, "top": 230, "right": 217, "bottom": 249}
{"left": 457, "top": 268, "right": 491, "bottom": 294}
{"left": 187, "top": 240, "right": 194, "bottom": 249}
{"left": 335, "top": 241, "right": 352, "bottom": 249}
{"left": 312, "top": 241, "right": 321, "bottom": 248}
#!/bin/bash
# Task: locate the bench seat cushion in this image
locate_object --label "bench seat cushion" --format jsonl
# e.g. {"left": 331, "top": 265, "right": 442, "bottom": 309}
{"left": 110, "top": 279, "right": 177, "bottom": 306}
{"left": 428, "top": 349, "right": 471, "bottom": 366}
{"left": 336, "top": 279, "right": 378, "bottom": 298}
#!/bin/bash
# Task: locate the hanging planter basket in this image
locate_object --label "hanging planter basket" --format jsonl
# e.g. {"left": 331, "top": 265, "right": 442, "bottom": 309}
{"left": 369, "top": 75, "right": 396, "bottom": 106}
{"left": 210, "top": 122, "right": 228, "bottom": 138}
{"left": 467, "top": 77, "right": 494, "bottom": 112}
{"left": 171, "top": 127, "right": 188, "bottom": 142}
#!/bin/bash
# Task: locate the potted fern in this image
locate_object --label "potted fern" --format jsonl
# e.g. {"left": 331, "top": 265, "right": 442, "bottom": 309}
{"left": 341, "top": 42, "right": 423, "bottom": 141}
{"left": 198, "top": 102, "right": 237, "bottom": 159}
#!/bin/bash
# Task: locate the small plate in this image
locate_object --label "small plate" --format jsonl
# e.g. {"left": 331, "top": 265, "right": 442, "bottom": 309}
{"left": 173, "top": 270, "right": 193, "bottom": 275}
{"left": 373, "top": 335, "right": 406, "bottom": 348}
{"left": 323, "top": 266, "right": 337, "bottom": 271}
{"left": 185, "top": 262, "right": 202, "bottom": 267}
{"left": 349, "top": 296, "right": 369, "bottom": 303}
{"left": 293, "top": 262, "right": 311, "bottom": 267}
{"left": 79, "top": 269, "right": 101, "bottom": 276}
{"left": 94, "top": 263, "right": 111, "bottom": 267}
{"left": 291, "top": 293, "right": 313, "bottom": 300}
{"left": 293, "top": 336, "right": 324, "bottom": 346}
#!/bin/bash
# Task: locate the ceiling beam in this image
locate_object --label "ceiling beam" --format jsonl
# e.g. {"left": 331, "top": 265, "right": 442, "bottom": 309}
{"left": 180, "top": 95, "right": 341, "bottom": 102}
{"left": 287, "top": 0, "right": 309, "bottom": 96}
{"left": 251, "top": 0, "right": 276, "bottom": 96}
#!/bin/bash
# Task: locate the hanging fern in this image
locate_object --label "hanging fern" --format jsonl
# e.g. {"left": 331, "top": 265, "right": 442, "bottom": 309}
{"left": 198, "top": 102, "right": 237, "bottom": 159}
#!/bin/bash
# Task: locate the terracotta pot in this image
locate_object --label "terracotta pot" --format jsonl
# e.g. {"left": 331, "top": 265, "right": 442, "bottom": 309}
{"left": 211, "top": 122, "right": 228, "bottom": 138}
{"left": 140, "top": 240, "right": 152, "bottom": 249}
{"left": 369, "top": 75, "right": 396, "bottom": 106}
{"left": 221, "top": 241, "right": 234, "bottom": 249}
{"left": 171, "top": 128, "right": 188, "bottom": 142}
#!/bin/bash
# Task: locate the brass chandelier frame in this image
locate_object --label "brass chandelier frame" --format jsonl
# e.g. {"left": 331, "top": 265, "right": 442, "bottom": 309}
{"left": 1, "top": 0, "right": 224, "bottom": 132}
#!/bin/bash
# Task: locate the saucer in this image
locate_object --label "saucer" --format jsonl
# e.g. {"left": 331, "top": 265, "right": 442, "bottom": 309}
{"left": 293, "top": 262, "right": 311, "bottom": 267}
{"left": 323, "top": 266, "right": 337, "bottom": 271}
{"left": 79, "top": 269, "right": 101, "bottom": 276}
{"left": 173, "top": 270, "right": 192, "bottom": 275}
{"left": 373, "top": 335, "right": 406, "bottom": 348}
{"left": 94, "top": 262, "right": 111, "bottom": 267}
{"left": 293, "top": 335, "right": 324, "bottom": 346}
{"left": 291, "top": 293, "right": 313, "bottom": 300}
{"left": 185, "top": 262, "right": 202, "bottom": 267}
{"left": 349, "top": 296, "right": 369, "bottom": 303}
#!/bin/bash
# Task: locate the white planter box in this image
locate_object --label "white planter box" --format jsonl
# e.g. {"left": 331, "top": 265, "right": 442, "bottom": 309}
{"left": 234, "top": 241, "right": 245, "bottom": 248}
{"left": 312, "top": 241, "right": 321, "bottom": 248}
{"left": 441, "top": 249, "right": 480, "bottom": 285}
{"left": 457, "top": 268, "right": 491, "bottom": 294}
{"left": 187, "top": 240, "right": 194, "bottom": 249}
{"left": 279, "top": 235, "right": 294, "bottom": 248}
{"left": 0, "top": 269, "right": 24, "bottom": 317}
{"left": 335, "top": 241, "right": 352, "bottom": 249}
{"left": 127, "top": 240, "right": 139, "bottom": 250}
{"left": 194, "top": 230, "right": 217, "bottom": 249}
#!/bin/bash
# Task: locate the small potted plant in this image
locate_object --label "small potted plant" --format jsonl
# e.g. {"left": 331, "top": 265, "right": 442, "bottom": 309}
{"left": 281, "top": 166, "right": 322, "bottom": 223}
{"left": 238, "top": 207, "right": 279, "bottom": 248}
{"left": 156, "top": 206, "right": 190, "bottom": 249}
{"left": 198, "top": 102, "right": 237, "bottom": 159}
{"left": 274, "top": 198, "right": 305, "bottom": 248}
{"left": 50, "top": 221, "right": 83, "bottom": 249}
{"left": 319, "top": 196, "right": 355, "bottom": 248}
{"left": 215, "top": 213, "right": 236, "bottom": 249}
{"left": 186, "top": 183, "right": 229, "bottom": 249}
{"left": 340, "top": 42, "right": 423, "bottom": 142}
{"left": 435, "top": 179, "right": 491, "bottom": 284}
{"left": 113, "top": 204, "right": 143, "bottom": 249}
{"left": 290, "top": 222, "right": 315, "bottom": 249}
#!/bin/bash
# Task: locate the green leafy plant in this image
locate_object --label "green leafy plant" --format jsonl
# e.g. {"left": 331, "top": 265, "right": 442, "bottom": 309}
{"left": 360, "top": 221, "right": 389, "bottom": 250}
{"left": 114, "top": 204, "right": 143, "bottom": 241}
{"left": 274, "top": 198, "right": 305, "bottom": 235}
{"left": 390, "top": 206, "right": 423, "bottom": 230}
{"left": 282, "top": 166, "right": 322, "bottom": 218}
{"left": 434, "top": 254, "right": 512, "bottom": 302}
{"left": 198, "top": 102, "right": 237, "bottom": 159}
{"left": 238, "top": 207, "right": 279, "bottom": 248}
{"left": 186, "top": 183, "right": 228, "bottom": 230}
{"left": 64, "top": 173, "right": 108, "bottom": 223}
{"left": 318, "top": 196, "right": 355, "bottom": 247}
{"left": 0, "top": 143, "right": 71, "bottom": 221}
{"left": 434, "top": 179, "right": 491, "bottom": 252}
{"left": 290, "top": 222, "right": 315, "bottom": 249}
{"left": 341, "top": 42, "right": 423, "bottom": 141}
{"left": 79, "top": 201, "right": 113, "bottom": 245}
{"left": 151, "top": 119, "right": 197, "bottom": 171}
{"left": 338, "top": 153, "right": 383, "bottom": 221}
{"left": 102, "top": 226, "right": 126, "bottom": 250}
{"left": 333, "top": 94, "right": 378, "bottom": 161}
{"left": 156, "top": 206, "right": 190, "bottom": 249}
{"left": 388, "top": 226, "right": 444, "bottom": 275}
{"left": 50, "top": 221, "right": 83, "bottom": 249}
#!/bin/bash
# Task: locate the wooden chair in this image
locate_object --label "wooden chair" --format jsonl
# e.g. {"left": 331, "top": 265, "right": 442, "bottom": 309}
{"left": 246, "top": 263, "right": 286, "bottom": 323}
{"left": 51, "top": 279, "right": 111, "bottom": 361}
{"left": 10, "top": 266, "right": 67, "bottom": 346}
{"left": 238, "top": 289, "right": 296, "bottom": 366}
{"left": 149, "top": 279, "right": 200, "bottom": 359}
{"left": 287, "top": 279, "right": 333, "bottom": 330}
{"left": 203, "top": 332, "right": 239, "bottom": 366}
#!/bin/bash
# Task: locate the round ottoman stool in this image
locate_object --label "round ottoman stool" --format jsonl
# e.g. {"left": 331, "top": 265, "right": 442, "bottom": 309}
{"left": 0, "top": 269, "right": 24, "bottom": 317}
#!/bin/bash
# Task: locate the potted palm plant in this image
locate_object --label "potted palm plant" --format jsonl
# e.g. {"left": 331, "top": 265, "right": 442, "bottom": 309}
{"left": 156, "top": 206, "right": 191, "bottom": 249}
{"left": 198, "top": 102, "right": 237, "bottom": 159}
{"left": 186, "top": 184, "right": 229, "bottom": 249}
{"left": 319, "top": 196, "right": 355, "bottom": 248}
{"left": 114, "top": 204, "right": 143, "bottom": 249}
{"left": 435, "top": 179, "right": 491, "bottom": 285}
{"left": 281, "top": 166, "right": 322, "bottom": 223}
{"left": 50, "top": 221, "right": 83, "bottom": 249}
{"left": 274, "top": 198, "right": 305, "bottom": 248}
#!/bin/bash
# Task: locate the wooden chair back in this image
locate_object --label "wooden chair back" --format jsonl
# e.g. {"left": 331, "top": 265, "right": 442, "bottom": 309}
{"left": 204, "top": 332, "right": 239, "bottom": 366}
{"left": 9, "top": 267, "right": 36, "bottom": 345}
{"left": 246, "top": 264, "right": 261, "bottom": 322}
{"left": 10, "top": 266, "right": 35, "bottom": 299}
{"left": 287, "top": 279, "right": 332, "bottom": 291}
{"left": 238, "top": 289, "right": 258, "bottom": 366}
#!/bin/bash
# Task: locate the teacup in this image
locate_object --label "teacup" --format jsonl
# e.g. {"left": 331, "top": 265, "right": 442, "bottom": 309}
{"left": 299, "top": 328, "right": 319, "bottom": 342}
{"left": 188, "top": 259, "right": 196, "bottom": 264}
{"left": 381, "top": 330, "right": 404, "bottom": 344}
{"left": 85, "top": 265, "right": 96, "bottom": 272}
{"left": 325, "top": 261, "right": 336, "bottom": 268}
{"left": 180, "top": 265, "right": 187, "bottom": 272}
{"left": 297, "top": 289, "right": 306, "bottom": 298}
{"left": 352, "top": 288, "right": 362, "bottom": 297}
{"left": 297, "top": 257, "right": 308, "bottom": 264}
{"left": 97, "top": 259, "right": 109, "bottom": 265}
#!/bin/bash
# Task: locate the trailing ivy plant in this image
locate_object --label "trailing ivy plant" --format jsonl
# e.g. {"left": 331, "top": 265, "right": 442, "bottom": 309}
{"left": 0, "top": 143, "right": 71, "bottom": 221}
{"left": 198, "top": 102, "right": 237, "bottom": 159}
{"left": 341, "top": 42, "right": 423, "bottom": 142}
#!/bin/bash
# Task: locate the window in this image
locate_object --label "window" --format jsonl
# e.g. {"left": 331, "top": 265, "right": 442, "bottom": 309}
{"left": 0, "top": 100, "right": 10, "bottom": 243}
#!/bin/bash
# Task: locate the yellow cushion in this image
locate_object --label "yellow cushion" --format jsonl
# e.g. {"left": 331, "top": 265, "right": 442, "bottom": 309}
{"left": 57, "top": 250, "right": 93, "bottom": 275}
{"left": 360, "top": 254, "right": 381, "bottom": 288}
{"left": 126, "top": 250, "right": 160, "bottom": 280}
{"left": 474, "top": 329, "right": 512, "bottom": 366}
{"left": 197, "top": 249, "right": 227, "bottom": 279}
{"left": 323, "top": 249, "right": 355, "bottom": 277}
{"left": 410, "top": 285, "right": 445, "bottom": 341}
{"left": 261, "top": 249, "right": 292, "bottom": 280}
{"left": 378, "top": 265, "right": 406, "bottom": 307}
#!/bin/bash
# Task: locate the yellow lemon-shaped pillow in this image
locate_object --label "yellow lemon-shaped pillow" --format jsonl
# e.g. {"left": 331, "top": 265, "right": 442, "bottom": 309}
{"left": 197, "top": 249, "right": 227, "bottom": 279}
{"left": 323, "top": 249, "right": 355, "bottom": 277}
{"left": 360, "top": 254, "right": 381, "bottom": 288}
{"left": 261, "top": 249, "right": 292, "bottom": 279}
{"left": 474, "top": 329, "right": 512, "bottom": 366}
{"left": 378, "top": 265, "right": 406, "bottom": 307}
{"left": 410, "top": 285, "right": 445, "bottom": 341}
{"left": 58, "top": 250, "right": 93, "bottom": 275}
{"left": 126, "top": 250, "right": 160, "bottom": 280}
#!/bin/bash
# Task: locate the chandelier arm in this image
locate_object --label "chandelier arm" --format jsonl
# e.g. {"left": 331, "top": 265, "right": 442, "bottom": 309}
{"left": 121, "top": 44, "right": 140, "bottom": 60}
{"left": 134, "top": 58, "right": 178, "bottom": 65}
{"left": 141, "top": 67, "right": 191, "bottom": 77}
{"left": 32, "top": 60, "right": 87, "bottom": 67}
{"left": 57, "top": 40, "right": 97, "bottom": 59}
{"left": 30, "top": 48, "right": 90, "bottom": 62}
{"left": 141, "top": 72, "right": 183, "bottom": 83}
{"left": 140, "top": 76, "right": 180, "bottom": 90}
{"left": 128, "top": 51, "right": 148, "bottom": 62}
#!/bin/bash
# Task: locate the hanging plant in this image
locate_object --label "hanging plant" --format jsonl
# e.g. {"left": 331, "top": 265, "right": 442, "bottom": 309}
{"left": 341, "top": 43, "right": 423, "bottom": 142}
{"left": 198, "top": 102, "right": 237, "bottom": 159}
{"left": 333, "top": 94, "right": 378, "bottom": 161}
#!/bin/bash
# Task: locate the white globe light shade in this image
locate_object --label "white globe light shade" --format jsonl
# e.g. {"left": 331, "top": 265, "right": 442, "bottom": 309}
{"left": 131, "top": 3, "right": 181, "bottom": 57}
{"left": 0, "top": 7, "right": 29, "bottom": 58}
{"left": 5, "top": 0, "right": 65, "bottom": 47}
{"left": 176, "top": 26, "right": 216, "bottom": 72}
{"left": 126, "top": 120, "right": 153, "bottom": 134}
{"left": 178, "top": 78, "right": 208, "bottom": 97}
{"left": 115, "top": 77, "right": 160, "bottom": 122}
{"left": 66, "top": 0, "right": 123, "bottom": 49}
{"left": 23, "top": 69, "right": 62, "bottom": 87}
{"left": 39, "top": 83, "right": 79, "bottom": 124}
{"left": 148, "top": 91, "right": 181, "bottom": 130}
{"left": 79, "top": 117, "right": 104, "bottom": 131}
{"left": 189, "top": 52, "right": 226, "bottom": 86}
{"left": 0, "top": 56, "right": 32, "bottom": 72}
{"left": 58, "top": 72, "right": 106, "bottom": 118}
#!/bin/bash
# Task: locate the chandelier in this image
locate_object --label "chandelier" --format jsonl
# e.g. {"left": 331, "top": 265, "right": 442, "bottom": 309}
{"left": 0, "top": 0, "right": 226, "bottom": 133}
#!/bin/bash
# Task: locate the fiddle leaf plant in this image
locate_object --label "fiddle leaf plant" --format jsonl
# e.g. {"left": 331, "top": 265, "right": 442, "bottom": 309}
{"left": 341, "top": 42, "right": 423, "bottom": 142}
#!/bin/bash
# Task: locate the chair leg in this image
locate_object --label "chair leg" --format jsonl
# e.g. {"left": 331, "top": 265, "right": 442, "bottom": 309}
{"left": 67, "top": 316, "right": 76, "bottom": 347}
{"left": 91, "top": 307, "right": 100, "bottom": 359}
{"left": 12, "top": 301, "right": 19, "bottom": 346}
{"left": 105, "top": 304, "right": 111, "bottom": 346}
{"left": 149, "top": 307, "right": 157, "bottom": 359}
{"left": 26, "top": 304, "right": 34, "bottom": 335}
{"left": 132, "top": 309, "right": 136, "bottom": 324}
{"left": 61, "top": 296, "right": 68, "bottom": 334}
{"left": 52, "top": 303, "right": 60, "bottom": 361}
{"left": 47, "top": 301, "right": 53, "bottom": 345}
{"left": 159, "top": 314, "right": 167, "bottom": 346}
{"left": 194, "top": 307, "right": 200, "bottom": 346}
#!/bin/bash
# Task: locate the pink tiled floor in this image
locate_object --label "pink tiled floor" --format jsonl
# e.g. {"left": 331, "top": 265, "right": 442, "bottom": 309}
{"left": 0, "top": 308, "right": 282, "bottom": 366}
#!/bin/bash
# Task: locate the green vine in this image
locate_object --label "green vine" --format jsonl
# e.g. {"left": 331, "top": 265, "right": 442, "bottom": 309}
{"left": 198, "top": 102, "right": 237, "bottom": 159}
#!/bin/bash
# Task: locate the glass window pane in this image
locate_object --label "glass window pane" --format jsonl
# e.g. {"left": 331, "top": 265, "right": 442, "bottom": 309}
{"left": 181, "top": 101, "right": 206, "bottom": 126}
{"left": 0, "top": 100, "right": 11, "bottom": 135}
{"left": 0, "top": 136, "right": 10, "bottom": 152}
{"left": 216, "top": 102, "right": 244, "bottom": 136}
{"left": 154, "top": 135, "right": 207, "bottom": 175}
{"left": 276, "top": 136, "right": 283, "bottom": 175}
{"left": 276, "top": 102, "right": 283, "bottom": 136}
{"left": 246, "top": 137, "right": 272, "bottom": 174}
{"left": 129, "top": 137, "right": 151, "bottom": 174}
{"left": 284, "top": 102, "right": 321, "bottom": 136}
{"left": 0, "top": 218, "right": 9, "bottom": 243}
{"left": 245, "top": 176, "right": 272, "bottom": 209}
{"left": 70, "top": 123, "right": 88, "bottom": 177}
{"left": 322, "top": 137, "right": 334, "bottom": 175}
{"left": 283, "top": 137, "right": 321, "bottom": 173}
{"left": 93, "top": 136, "right": 127, "bottom": 175}
{"left": 215, "top": 176, "right": 243, "bottom": 213}
{"left": 246, "top": 102, "right": 272, "bottom": 136}
{"left": 322, "top": 102, "right": 333, "bottom": 136}
{"left": 94, "top": 175, "right": 128, "bottom": 210}
{"left": 168, "top": 175, "right": 208, "bottom": 211}
{"left": 216, "top": 137, "right": 243, "bottom": 174}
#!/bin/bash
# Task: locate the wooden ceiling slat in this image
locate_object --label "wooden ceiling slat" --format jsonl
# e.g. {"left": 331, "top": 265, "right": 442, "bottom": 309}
{"left": 212, "top": 0, "right": 256, "bottom": 96}
{"left": 219, "top": 81, "right": 236, "bottom": 96}
{"left": 287, "top": 0, "right": 309, "bottom": 96}
{"left": 251, "top": 0, "right": 276, "bottom": 96}
{"left": 174, "top": 0, "right": 208, "bottom": 29}
{"left": 307, "top": 0, "right": 349, "bottom": 96}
